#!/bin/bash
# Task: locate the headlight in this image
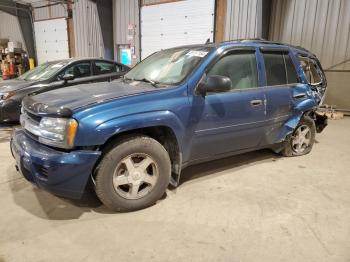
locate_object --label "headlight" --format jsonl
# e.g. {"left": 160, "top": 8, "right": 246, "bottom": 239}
{"left": 0, "top": 91, "right": 15, "bottom": 100}
{"left": 37, "top": 117, "right": 78, "bottom": 149}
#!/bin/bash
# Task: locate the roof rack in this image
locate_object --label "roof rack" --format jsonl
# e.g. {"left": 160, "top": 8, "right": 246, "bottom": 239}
{"left": 221, "top": 38, "right": 285, "bottom": 45}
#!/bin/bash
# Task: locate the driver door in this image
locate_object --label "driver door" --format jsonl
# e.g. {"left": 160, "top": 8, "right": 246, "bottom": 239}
{"left": 189, "top": 49, "right": 266, "bottom": 161}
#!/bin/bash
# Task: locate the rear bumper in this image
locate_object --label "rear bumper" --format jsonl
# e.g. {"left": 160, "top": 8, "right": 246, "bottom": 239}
{"left": 10, "top": 129, "right": 101, "bottom": 199}
{"left": 0, "top": 99, "right": 21, "bottom": 122}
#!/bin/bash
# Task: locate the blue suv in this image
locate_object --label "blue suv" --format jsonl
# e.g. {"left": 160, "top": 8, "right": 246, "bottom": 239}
{"left": 11, "top": 40, "right": 327, "bottom": 211}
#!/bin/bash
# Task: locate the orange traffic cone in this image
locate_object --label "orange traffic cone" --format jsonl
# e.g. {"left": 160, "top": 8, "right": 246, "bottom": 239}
{"left": 3, "top": 66, "right": 9, "bottom": 80}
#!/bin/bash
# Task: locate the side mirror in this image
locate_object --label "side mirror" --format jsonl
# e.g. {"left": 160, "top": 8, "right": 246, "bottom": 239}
{"left": 197, "top": 75, "right": 232, "bottom": 96}
{"left": 62, "top": 73, "right": 75, "bottom": 82}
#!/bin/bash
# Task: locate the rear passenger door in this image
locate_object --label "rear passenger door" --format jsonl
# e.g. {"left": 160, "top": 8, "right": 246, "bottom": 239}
{"left": 92, "top": 61, "right": 126, "bottom": 82}
{"left": 260, "top": 49, "right": 301, "bottom": 142}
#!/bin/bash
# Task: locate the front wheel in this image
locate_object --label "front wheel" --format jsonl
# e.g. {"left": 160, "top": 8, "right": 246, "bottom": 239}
{"left": 281, "top": 116, "right": 316, "bottom": 157}
{"left": 95, "top": 135, "right": 171, "bottom": 212}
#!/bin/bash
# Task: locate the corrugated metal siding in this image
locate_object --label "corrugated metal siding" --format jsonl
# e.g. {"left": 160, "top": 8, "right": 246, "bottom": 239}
{"left": 224, "top": 0, "right": 259, "bottom": 40}
{"left": 269, "top": 0, "right": 350, "bottom": 109}
{"left": 32, "top": 1, "right": 67, "bottom": 21}
{"left": 113, "top": 0, "right": 140, "bottom": 64}
{"left": 73, "top": 0, "right": 105, "bottom": 58}
{"left": 0, "top": 11, "right": 26, "bottom": 50}
{"left": 142, "top": 0, "right": 182, "bottom": 5}
{"left": 269, "top": 0, "right": 350, "bottom": 70}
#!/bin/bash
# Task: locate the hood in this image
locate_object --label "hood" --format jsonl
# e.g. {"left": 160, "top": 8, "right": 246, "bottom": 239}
{"left": 0, "top": 79, "right": 36, "bottom": 92}
{"left": 23, "top": 80, "right": 156, "bottom": 117}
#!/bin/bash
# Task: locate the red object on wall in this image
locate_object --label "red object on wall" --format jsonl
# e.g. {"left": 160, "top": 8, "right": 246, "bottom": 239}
{"left": 3, "top": 66, "right": 9, "bottom": 80}
{"left": 9, "top": 63, "right": 15, "bottom": 77}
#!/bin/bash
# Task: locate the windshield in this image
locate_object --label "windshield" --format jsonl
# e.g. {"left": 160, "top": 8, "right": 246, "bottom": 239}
{"left": 18, "top": 61, "right": 68, "bottom": 81}
{"left": 124, "top": 47, "right": 211, "bottom": 85}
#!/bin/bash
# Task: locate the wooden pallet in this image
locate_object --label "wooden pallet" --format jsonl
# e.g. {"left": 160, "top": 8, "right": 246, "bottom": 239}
{"left": 317, "top": 111, "right": 344, "bottom": 120}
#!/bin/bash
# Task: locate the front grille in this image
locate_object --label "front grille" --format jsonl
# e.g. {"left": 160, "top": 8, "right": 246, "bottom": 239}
{"left": 20, "top": 108, "right": 41, "bottom": 141}
{"left": 26, "top": 110, "right": 41, "bottom": 124}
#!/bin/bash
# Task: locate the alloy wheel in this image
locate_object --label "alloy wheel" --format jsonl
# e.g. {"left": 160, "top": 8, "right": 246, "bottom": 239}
{"left": 113, "top": 153, "right": 159, "bottom": 200}
{"left": 291, "top": 125, "right": 312, "bottom": 154}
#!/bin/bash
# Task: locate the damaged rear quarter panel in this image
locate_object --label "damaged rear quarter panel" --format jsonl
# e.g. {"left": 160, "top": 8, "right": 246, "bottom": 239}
{"left": 268, "top": 80, "right": 318, "bottom": 145}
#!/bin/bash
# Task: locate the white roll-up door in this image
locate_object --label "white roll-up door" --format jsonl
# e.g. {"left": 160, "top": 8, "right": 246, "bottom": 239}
{"left": 34, "top": 18, "right": 69, "bottom": 64}
{"left": 141, "top": 0, "right": 215, "bottom": 59}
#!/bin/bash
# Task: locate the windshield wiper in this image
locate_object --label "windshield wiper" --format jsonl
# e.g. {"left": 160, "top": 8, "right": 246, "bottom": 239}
{"left": 134, "top": 78, "right": 160, "bottom": 87}
{"left": 122, "top": 76, "right": 132, "bottom": 82}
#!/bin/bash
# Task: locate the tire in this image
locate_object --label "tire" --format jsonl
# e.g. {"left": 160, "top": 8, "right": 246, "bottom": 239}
{"left": 95, "top": 135, "right": 171, "bottom": 212}
{"left": 281, "top": 116, "right": 316, "bottom": 157}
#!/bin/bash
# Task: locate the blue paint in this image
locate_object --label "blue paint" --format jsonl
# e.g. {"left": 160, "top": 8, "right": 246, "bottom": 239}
{"left": 11, "top": 41, "right": 326, "bottom": 198}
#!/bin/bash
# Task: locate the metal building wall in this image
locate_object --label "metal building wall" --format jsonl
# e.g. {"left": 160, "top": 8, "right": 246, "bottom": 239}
{"left": 141, "top": 0, "right": 181, "bottom": 5}
{"left": 224, "top": 0, "right": 259, "bottom": 40}
{"left": 113, "top": 0, "right": 140, "bottom": 65}
{"left": 32, "top": 1, "right": 67, "bottom": 21}
{"left": 269, "top": 0, "right": 350, "bottom": 109}
{"left": 0, "top": 11, "right": 26, "bottom": 50}
{"left": 73, "top": 0, "right": 105, "bottom": 58}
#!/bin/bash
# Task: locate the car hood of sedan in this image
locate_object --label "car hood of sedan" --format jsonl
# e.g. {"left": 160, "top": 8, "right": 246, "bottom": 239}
{"left": 0, "top": 79, "right": 35, "bottom": 92}
{"left": 25, "top": 80, "right": 157, "bottom": 116}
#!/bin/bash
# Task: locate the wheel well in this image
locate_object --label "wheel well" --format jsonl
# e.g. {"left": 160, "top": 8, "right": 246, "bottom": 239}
{"left": 97, "top": 126, "right": 181, "bottom": 186}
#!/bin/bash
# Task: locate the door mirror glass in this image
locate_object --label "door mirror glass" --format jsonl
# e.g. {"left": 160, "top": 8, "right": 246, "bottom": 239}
{"left": 62, "top": 73, "right": 75, "bottom": 82}
{"left": 197, "top": 75, "right": 232, "bottom": 96}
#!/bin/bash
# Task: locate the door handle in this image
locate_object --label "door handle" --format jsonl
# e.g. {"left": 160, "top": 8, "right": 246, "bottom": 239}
{"left": 250, "top": 99, "right": 263, "bottom": 107}
{"left": 293, "top": 93, "right": 307, "bottom": 99}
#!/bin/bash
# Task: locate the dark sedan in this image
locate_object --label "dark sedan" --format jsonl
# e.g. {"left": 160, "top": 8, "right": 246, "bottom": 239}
{"left": 0, "top": 58, "right": 130, "bottom": 122}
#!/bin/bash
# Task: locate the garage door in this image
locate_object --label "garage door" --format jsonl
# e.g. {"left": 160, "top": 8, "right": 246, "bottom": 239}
{"left": 141, "top": 0, "right": 215, "bottom": 59}
{"left": 34, "top": 18, "right": 69, "bottom": 64}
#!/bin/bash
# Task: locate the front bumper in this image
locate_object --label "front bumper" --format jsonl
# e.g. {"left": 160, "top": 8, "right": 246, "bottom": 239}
{"left": 0, "top": 99, "right": 21, "bottom": 122}
{"left": 10, "top": 129, "right": 101, "bottom": 199}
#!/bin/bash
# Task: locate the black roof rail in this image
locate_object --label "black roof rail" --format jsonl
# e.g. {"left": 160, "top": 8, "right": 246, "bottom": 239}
{"left": 220, "top": 38, "right": 287, "bottom": 45}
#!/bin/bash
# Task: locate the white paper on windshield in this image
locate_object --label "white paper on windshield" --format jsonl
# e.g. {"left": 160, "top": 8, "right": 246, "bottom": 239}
{"left": 186, "top": 50, "right": 208, "bottom": 57}
{"left": 51, "top": 64, "right": 64, "bottom": 68}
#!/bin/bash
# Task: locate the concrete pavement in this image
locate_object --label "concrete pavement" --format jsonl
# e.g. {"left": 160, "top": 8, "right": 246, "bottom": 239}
{"left": 0, "top": 119, "right": 349, "bottom": 262}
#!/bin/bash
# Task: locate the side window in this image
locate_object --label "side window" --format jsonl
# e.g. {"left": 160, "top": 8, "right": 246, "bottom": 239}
{"left": 298, "top": 56, "right": 322, "bottom": 84}
{"left": 263, "top": 52, "right": 299, "bottom": 86}
{"left": 116, "top": 64, "right": 122, "bottom": 72}
{"left": 61, "top": 62, "right": 91, "bottom": 79}
{"left": 207, "top": 52, "right": 258, "bottom": 90}
{"left": 94, "top": 61, "right": 117, "bottom": 75}
{"left": 284, "top": 55, "right": 299, "bottom": 84}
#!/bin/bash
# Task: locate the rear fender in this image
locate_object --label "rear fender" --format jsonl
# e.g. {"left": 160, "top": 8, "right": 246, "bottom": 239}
{"left": 273, "top": 96, "right": 317, "bottom": 144}
{"left": 273, "top": 112, "right": 303, "bottom": 144}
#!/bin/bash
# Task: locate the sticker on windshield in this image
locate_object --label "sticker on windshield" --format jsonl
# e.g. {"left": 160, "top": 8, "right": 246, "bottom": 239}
{"left": 51, "top": 64, "right": 64, "bottom": 68}
{"left": 186, "top": 50, "right": 208, "bottom": 57}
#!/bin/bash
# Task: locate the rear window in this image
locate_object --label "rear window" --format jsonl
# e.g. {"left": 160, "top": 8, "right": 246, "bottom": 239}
{"left": 263, "top": 52, "right": 299, "bottom": 86}
{"left": 298, "top": 56, "right": 322, "bottom": 84}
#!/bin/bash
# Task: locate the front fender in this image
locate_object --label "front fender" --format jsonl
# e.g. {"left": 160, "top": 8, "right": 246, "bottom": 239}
{"left": 74, "top": 110, "right": 186, "bottom": 150}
